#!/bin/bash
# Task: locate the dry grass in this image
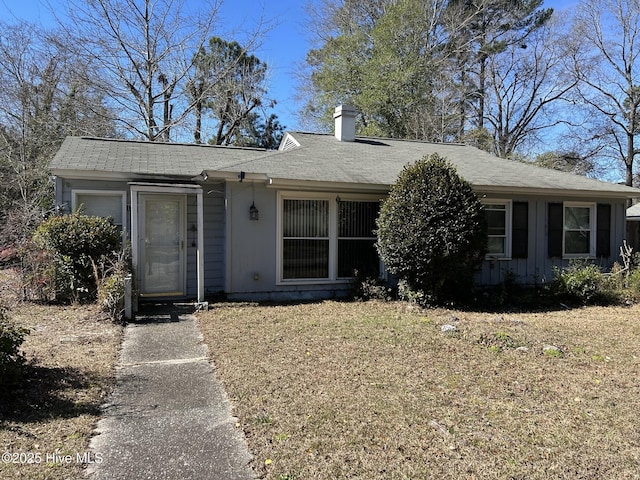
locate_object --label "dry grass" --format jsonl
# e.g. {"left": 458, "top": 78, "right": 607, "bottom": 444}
{"left": 198, "top": 300, "right": 640, "bottom": 480}
{"left": 0, "top": 269, "right": 122, "bottom": 480}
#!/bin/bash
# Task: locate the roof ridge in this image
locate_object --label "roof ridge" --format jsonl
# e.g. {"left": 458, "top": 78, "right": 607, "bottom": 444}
{"left": 288, "top": 131, "right": 467, "bottom": 147}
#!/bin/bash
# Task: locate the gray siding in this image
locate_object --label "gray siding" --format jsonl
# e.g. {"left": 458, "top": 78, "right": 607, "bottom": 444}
{"left": 476, "top": 196, "right": 628, "bottom": 286}
{"left": 226, "top": 183, "right": 278, "bottom": 295}
{"left": 194, "top": 191, "right": 225, "bottom": 296}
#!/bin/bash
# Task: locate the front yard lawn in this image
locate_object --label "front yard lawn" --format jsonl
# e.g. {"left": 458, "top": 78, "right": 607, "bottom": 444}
{"left": 198, "top": 301, "right": 640, "bottom": 479}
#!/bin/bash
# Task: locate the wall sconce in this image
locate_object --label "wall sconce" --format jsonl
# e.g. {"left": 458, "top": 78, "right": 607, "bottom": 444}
{"left": 249, "top": 202, "right": 259, "bottom": 221}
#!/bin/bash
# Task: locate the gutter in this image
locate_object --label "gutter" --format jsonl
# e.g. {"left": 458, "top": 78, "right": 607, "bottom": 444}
{"left": 473, "top": 184, "right": 640, "bottom": 200}
{"left": 265, "top": 177, "right": 389, "bottom": 194}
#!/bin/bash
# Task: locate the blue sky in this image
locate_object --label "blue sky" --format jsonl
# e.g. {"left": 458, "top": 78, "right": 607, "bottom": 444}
{"left": 1, "top": 0, "right": 575, "bottom": 133}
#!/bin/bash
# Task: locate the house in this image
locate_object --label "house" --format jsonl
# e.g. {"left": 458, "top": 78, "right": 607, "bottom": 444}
{"left": 626, "top": 203, "right": 640, "bottom": 251}
{"left": 49, "top": 105, "right": 639, "bottom": 303}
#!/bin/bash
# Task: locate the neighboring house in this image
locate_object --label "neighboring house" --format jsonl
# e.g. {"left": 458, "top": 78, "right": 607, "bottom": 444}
{"left": 49, "top": 105, "right": 639, "bottom": 303}
{"left": 626, "top": 203, "right": 640, "bottom": 252}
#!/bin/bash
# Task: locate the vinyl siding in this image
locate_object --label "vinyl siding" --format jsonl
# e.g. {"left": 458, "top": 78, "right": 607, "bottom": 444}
{"left": 476, "top": 196, "right": 627, "bottom": 286}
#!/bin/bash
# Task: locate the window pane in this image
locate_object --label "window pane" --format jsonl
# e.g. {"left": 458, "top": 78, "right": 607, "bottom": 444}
{"left": 485, "top": 204, "right": 506, "bottom": 211}
{"left": 339, "top": 201, "right": 379, "bottom": 237}
{"left": 565, "top": 231, "right": 590, "bottom": 255}
{"left": 283, "top": 200, "right": 328, "bottom": 237}
{"left": 565, "top": 207, "right": 590, "bottom": 230}
{"left": 487, "top": 237, "right": 506, "bottom": 255}
{"left": 486, "top": 209, "right": 506, "bottom": 236}
{"left": 338, "top": 239, "right": 380, "bottom": 277}
{"left": 76, "top": 194, "right": 123, "bottom": 225}
{"left": 283, "top": 239, "right": 329, "bottom": 279}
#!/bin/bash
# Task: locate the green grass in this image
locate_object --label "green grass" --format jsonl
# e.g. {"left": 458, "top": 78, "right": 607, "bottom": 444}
{"left": 198, "top": 300, "right": 640, "bottom": 479}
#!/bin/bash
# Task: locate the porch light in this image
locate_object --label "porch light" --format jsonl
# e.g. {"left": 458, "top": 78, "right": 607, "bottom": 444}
{"left": 249, "top": 202, "right": 259, "bottom": 221}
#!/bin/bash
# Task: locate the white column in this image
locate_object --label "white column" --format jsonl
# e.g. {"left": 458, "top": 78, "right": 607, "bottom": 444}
{"left": 197, "top": 188, "right": 205, "bottom": 303}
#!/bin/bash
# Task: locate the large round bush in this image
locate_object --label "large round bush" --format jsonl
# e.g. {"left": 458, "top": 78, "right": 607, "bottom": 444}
{"left": 32, "top": 211, "right": 121, "bottom": 302}
{"left": 376, "top": 154, "right": 487, "bottom": 304}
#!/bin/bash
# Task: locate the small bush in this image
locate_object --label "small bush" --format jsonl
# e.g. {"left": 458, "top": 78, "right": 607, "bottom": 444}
{"left": 552, "top": 262, "right": 605, "bottom": 304}
{"left": 25, "top": 212, "right": 121, "bottom": 303}
{"left": 606, "top": 262, "right": 626, "bottom": 291}
{"left": 0, "top": 305, "right": 29, "bottom": 385}
{"left": 397, "top": 279, "right": 430, "bottom": 305}
{"left": 19, "top": 242, "right": 57, "bottom": 302}
{"left": 351, "top": 273, "right": 396, "bottom": 301}
{"left": 97, "top": 248, "right": 133, "bottom": 322}
{"left": 627, "top": 268, "right": 640, "bottom": 294}
{"left": 98, "top": 274, "right": 126, "bottom": 321}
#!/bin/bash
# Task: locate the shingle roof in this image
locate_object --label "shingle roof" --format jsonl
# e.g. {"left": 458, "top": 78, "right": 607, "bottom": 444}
{"left": 261, "top": 133, "right": 638, "bottom": 197}
{"left": 49, "top": 136, "right": 276, "bottom": 177}
{"left": 49, "top": 133, "right": 640, "bottom": 198}
{"left": 627, "top": 203, "right": 640, "bottom": 219}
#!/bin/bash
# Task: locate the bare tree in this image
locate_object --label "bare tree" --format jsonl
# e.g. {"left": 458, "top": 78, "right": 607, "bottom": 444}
{"left": 0, "top": 20, "right": 115, "bottom": 244}
{"left": 59, "top": 0, "right": 225, "bottom": 142}
{"left": 443, "top": 0, "right": 553, "bottom": 133}
{"left": 571, "top": 0, "right": 640, "bottom": 187}
{"left": 484, "top": 14, "right": 577, "bottom": 157}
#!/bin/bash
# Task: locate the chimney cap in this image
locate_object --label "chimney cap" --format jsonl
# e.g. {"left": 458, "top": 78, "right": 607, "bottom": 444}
{"left": 333, "top": 104, "right": 357, "bottom": 118}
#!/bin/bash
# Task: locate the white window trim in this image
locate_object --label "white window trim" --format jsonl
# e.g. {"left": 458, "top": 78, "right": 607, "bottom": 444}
{"left": 563, "top": 202, "right": 596, "bottom": 259}
{"left": 72, "top": 189, "right": 127, "bottom": 230}
{"left": 277, "top": 191, "right": 382, "bottom": 285}
{"left": 483, "top": 199, "right": 512, "bottom": 260}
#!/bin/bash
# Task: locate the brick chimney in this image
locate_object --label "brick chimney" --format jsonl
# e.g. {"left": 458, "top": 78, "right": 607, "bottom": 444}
{"left": 333, "top": 105, "right": 356, "bottom": 142}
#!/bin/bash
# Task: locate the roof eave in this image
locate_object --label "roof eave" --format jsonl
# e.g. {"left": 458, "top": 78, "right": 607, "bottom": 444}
{"left": 474, "top": 184, "right": 639, "bottom": 199}
{"left": 50, "top": 168, "right": 193, "bottom": 182}
{"left": 268, "top": 179, "right": 639, "bottom": 198}
{"left": 267, "top": 177, "right": 389, "bottom": 193}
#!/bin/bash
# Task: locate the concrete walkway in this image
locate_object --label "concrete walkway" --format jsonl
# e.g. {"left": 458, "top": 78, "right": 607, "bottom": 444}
{"left": 87, "top": 309, "right": 255, "bottom": 480}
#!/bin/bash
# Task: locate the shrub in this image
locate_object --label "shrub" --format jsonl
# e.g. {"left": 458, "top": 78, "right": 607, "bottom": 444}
{"left": 98, "top": 274, "right": 126, "bottom": 321}
{"left": 350, "top": 273, "right": 396, "bottom": 301}
{"left": 19, "top": 241, "right": 57, "bottom": 302}
{"left": 397, "top": 279, "right": 428, "bottom": 305}
{"left": 0, "top": 305, "right": 29, "bottom": 385}
{"left": 551, "top": 262, "right": 605, "bottom": 304}
{"left": 97, "top": 247, "right": 133, "bottom": 322}
{"left": 375, "top": 154, "right": 487, "bottom": 305}
{"left": 27, "top": 211, "right": 122, "bottom": 303}
{"left": 627, "top": 268, "right": 640, "bottom": 295}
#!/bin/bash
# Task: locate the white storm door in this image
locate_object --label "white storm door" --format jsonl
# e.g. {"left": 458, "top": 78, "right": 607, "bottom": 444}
{"left": 139, "top": 194, "right": 186, "bottom": 296}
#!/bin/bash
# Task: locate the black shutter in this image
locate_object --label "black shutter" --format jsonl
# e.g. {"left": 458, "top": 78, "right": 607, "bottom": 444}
{"left": 596, "top": 204, "right": 611, "bottom": 258}
{"left": 512, "top": 202, "right": 528, "bottom": 258}
{"left": 548, "top": 203, "right": 563, "bottom": 257}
